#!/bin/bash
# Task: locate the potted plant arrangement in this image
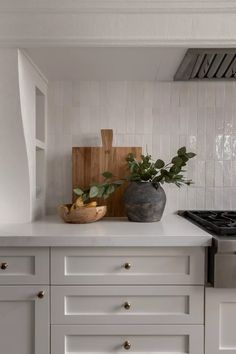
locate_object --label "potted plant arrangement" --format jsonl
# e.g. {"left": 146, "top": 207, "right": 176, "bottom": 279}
{"left": 123, "top": 146, "right": 196, "bottom": 222}
{"left": 59, "top": 146, "right": 195, "bottom": 224}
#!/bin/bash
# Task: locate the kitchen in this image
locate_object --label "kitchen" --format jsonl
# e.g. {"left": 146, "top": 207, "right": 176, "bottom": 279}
{"left": 0, "top": 1, "right": 236, "bottom": 354}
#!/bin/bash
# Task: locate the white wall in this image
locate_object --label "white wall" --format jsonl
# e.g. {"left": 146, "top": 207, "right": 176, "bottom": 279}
{"left": 47, "top": 80, "right": 236, "bottom": 215}
{"left": 0, "top": 49, "right": 31, "bottom": 223}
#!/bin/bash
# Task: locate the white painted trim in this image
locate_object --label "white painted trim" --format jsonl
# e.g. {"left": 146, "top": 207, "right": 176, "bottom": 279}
{"left": 2, "top": 38, "right": 236, "bottom": 48}
{"left": 0, "top": 1, "right": 235, "bottom": 14}
{"left": 20, "top": 49, "right": 48, "bottom": 84}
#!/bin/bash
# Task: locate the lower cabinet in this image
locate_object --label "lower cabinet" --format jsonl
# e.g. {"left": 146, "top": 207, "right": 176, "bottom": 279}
{"left": 0, "top": 286, "right": 49, "bottom": 354}
{"left": 205, "top": 288, "right": 236, "bottom": 354}
{"left": 51, "top": 324, "right": 204, "bottom": 354}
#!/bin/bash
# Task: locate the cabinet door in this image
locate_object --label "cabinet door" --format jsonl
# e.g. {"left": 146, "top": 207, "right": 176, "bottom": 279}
{"left": 206, "top": 288, "right": 236, "bottom": 354}
{"left": 51, "top": 324, "right": 204, "bottom": 354}
{"left": 0, "top": 286, "right": 49, "bottom": 354}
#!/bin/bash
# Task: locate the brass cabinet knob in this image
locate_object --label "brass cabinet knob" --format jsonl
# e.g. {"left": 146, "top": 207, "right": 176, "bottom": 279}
{"left": 37, "top": 291, "right": 45, "bottom": 299}
{"left": 123, "top": 341, "right": 131, "bottom": 350}
{"left": 0, "top": 262, "right": 8, "bottom": 270}
{"left": 124, "top": 302, "right": 131, "bottom": 310}
{"left": 124, "top": 262, "right": 131, "bottom": 270}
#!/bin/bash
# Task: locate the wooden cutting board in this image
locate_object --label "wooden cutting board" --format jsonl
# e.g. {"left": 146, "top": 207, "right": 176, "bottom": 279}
{"left": 72, "top": 129, "right": 142, "bottom": 217}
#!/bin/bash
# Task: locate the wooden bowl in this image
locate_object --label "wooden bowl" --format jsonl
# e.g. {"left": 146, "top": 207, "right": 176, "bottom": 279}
{"left": 58, "top": 204, "right": 107, "bottom": 224}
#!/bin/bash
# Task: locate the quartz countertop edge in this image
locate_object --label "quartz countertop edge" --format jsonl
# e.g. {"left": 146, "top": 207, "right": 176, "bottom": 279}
{"left": 0, "top": 214, "right": 212, "bottom": 247}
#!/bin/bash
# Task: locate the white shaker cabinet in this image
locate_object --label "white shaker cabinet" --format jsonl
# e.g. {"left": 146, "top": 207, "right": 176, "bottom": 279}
{"left": 0, "top": 245, "right": 206, "bottom": 354}
{"left": 206, "top": 288, "right": 236, "bottom": 354}
{"left": 51, "top": 246, "right": 205, "bottom": 354}
{"left": 0, "top": 286, "right": 49, "bottom": 354}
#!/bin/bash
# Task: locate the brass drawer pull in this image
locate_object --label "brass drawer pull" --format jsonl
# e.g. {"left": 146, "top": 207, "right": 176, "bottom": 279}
{"left": 124, "top": 263, "right": 131, "bottom": 270}
{"left": 123, "top": 341, "right": 131, "bottom": 350}
{"left": 0, "top": 262, "right": 8, "bottom": 270}
{"left": 37, "top": 291, "right": 45, "bottom": 299}
{"left": 124, "top": 302, "right": 131, "bottom": 310}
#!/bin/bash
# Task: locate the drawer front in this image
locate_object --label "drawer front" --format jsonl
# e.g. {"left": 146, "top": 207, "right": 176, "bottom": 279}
{"left": 51, "top": 285, "right": 204, "bottom": 325}
{"left": 0, "top": 248, "right": 49, "bottom": 284}
{"left": 51, "top": 247, "right": 204, "bottom": 285}
{"left": 51, "top": 324, "right": 204, "bottom": 354}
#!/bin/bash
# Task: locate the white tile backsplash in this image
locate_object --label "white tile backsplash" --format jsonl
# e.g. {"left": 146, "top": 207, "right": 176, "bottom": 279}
{"left": 46, "top": 80, "right": 236, "bottom": 215}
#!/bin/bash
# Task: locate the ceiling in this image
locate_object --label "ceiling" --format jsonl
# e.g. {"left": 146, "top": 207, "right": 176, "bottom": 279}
{"left": 25, "top": 47, "right": 186, "bottom": 81}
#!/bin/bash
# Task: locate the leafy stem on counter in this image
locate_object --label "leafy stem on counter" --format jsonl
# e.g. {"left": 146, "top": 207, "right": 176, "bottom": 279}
{"left": 73, "top": 171, "right": 124, "bottom": 202}
{"left": 126, "top": 146, "right": 196, "bottom": 187}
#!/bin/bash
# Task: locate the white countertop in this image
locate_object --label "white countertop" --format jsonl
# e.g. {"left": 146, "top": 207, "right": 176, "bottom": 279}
{"left": 0, "top": 214, "right": 212, "bottom": 247}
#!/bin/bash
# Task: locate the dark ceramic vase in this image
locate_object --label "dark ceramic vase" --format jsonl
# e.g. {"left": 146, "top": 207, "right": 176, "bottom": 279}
{"left": 123, "top": 181, "right": 166, "bottom": 222}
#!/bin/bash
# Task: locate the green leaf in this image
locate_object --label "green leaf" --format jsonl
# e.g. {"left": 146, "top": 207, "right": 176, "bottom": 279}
{"left": 187, "top": 152, "right": 196, "bottom": 158}
{"left": 89, "top": 185, "right": 99, "bottom": 198}
{"left": 155, "top": 159, "right": 165, "bottom": 169}
{"left": 97, "top": 186, "right": 105, "bottom": 198}
{"left": 107, "top": 184, "right": 115, "bottom": 195}
{"left": 172, "top": 156, "right": 183, "bottom": 166}
{"left": 102, "top": 171, "right": 113, "bottom": 179}
{"left": 113, "top": 180, "right": 124, "bottom": 186}
{"left": 82, "top": 193, "right": 89, "bottom": 202}
{"left": 177, "top": 146, "right": 187, "bottom": 156}
{"left": 170, "top": 165, "right": 181, "bottom": 174}
{"left": 73, "top": 187, "right": 84, "bottom": 196}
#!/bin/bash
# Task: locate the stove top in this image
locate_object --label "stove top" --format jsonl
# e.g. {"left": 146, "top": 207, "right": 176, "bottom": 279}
{"left": 179, "top": 210, "right": 236, "bottom": 236}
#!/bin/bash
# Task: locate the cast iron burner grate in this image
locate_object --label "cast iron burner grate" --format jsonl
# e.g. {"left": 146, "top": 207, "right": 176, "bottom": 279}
{"left": 181, "top": 210, "right": 236, "bottom": 236}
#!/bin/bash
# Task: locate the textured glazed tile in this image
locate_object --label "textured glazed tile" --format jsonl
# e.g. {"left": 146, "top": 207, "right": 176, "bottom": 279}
{"left": 186, "top": 159, "right": 196, "bottom": 183}
{"left": 222, "top": 188, "right": 231, "bottom": 209}
{"left": 187, "top": 187, "right": 197, "bottom": 209}
{"left": 153, "top": 82, "right": 171, "bottom": 108}
{"left": 170, "top": 82, "right": 180, "bottom": 107}
{"left": 231, "top": 161, "right": 236, "bottom": 184}
{"left": 187, "top": 109, "right": 197, "bottom": 136}
{"left": 178, "top": 188, "right": 188, "bottom": 209}
{"left": 225, "top": 83, "right": 236, "bottom": 108}
{"left": 214, "top": 188, "right": 223, "bottom": 209}
{"left": 46, "top": 79, "right": 236, "bottom": 213}
{"left": 159, "top": 134, "right": 171, "bottom": 162}
{"left": 205, "top": 160, "right": 215, "bottom": 187}
{"left": 195, "top": 160, "right": 206, "bottom": 187}
{"left": 205, "top": 188, "right": 215, "bottom": 209}
{"left": 169, "top": 135, "right": 180, "bottom": 156}
{"left": 197, "top": 107, "right": 207, "bottom": 135}
{"left": 230, "top": 188, "right": 236, "bottom": 209}
{"left": 224, "top": 107, "right": 233, "bottom": 134}
{"left": 214, "top": 83, "right": 225, "bottom": 107}
{"left": 196, "top": 188, "right": 205, "bottom": 209}
{"left": 62, "top": 106, "right": 73, "bottom": 135}
{"left": 215, "top": 161, "right": 224, "bottom": 187}
{"left": 223, "top": 135, "right": 232, "bottom": 160}
{"left": 179, "top": 84, "right": 191, "bottom": 107}
{"left": 215, "top": 134, "right": 224, "bottom": 160}
{"left": 186, "top": 83, "right": 198, "bottom": 108}
{"left": 78, "top": 81, "right": 100, "bottom": 107}
{"left": 215, "top": 107, "right": 225, "bottom": 133}
{"left": 179, "top": 107, "right": 189, "bottom": 135}
{"left": 62, "top": 82, "right": 73, "bottom": 106}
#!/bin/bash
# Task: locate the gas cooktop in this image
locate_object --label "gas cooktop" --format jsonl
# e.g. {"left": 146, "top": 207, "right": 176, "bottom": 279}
{"left": 179, "top": 210, "right": 236, "bottom": 236}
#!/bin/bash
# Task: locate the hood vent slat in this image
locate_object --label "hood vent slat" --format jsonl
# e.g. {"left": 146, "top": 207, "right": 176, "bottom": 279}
{"left": 174, "top": 49, "right": 236, "bottom": 81}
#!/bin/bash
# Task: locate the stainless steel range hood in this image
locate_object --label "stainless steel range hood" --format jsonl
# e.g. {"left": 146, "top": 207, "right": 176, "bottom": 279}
{"left": 174, "top": 48, "right": 236, "bottom": 81}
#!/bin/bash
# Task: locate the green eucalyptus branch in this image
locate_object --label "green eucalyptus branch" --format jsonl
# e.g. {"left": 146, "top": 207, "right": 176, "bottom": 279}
{"left": 73, "top": 171, "right": 124, "bottom": 202}
{"left": 126, "top": 146, "right": 196, "bottom": 188}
